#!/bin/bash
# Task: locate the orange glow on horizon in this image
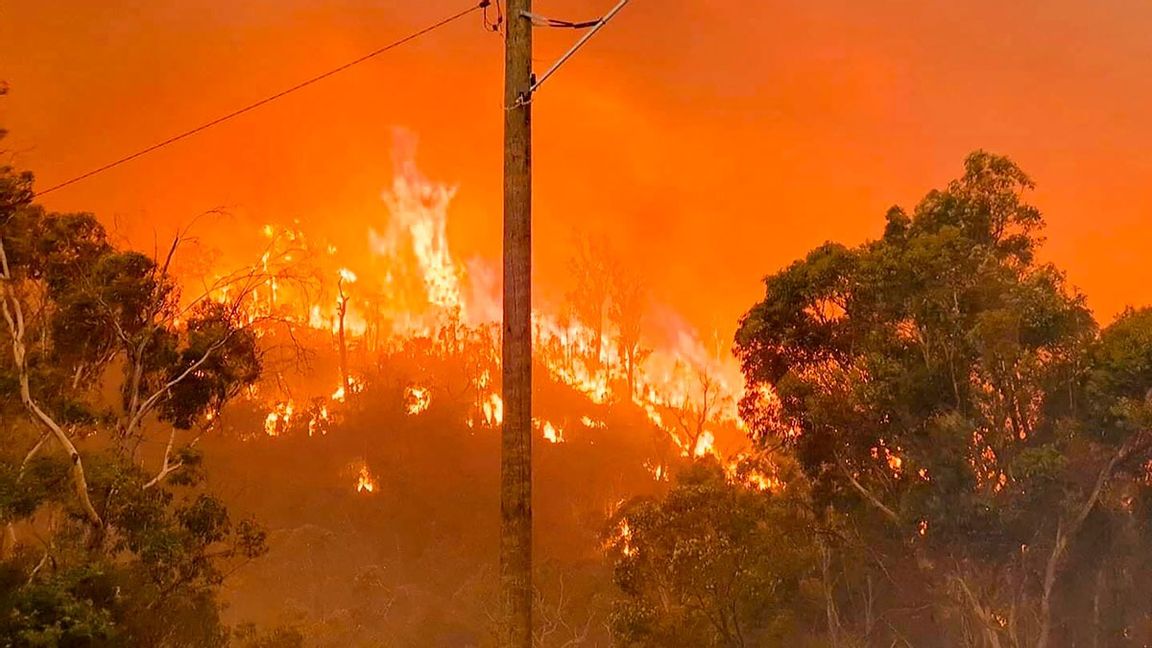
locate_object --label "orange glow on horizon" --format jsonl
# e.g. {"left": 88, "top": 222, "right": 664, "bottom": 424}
{"left": 2, "top": 1, "right": 1150, "bottom": 341}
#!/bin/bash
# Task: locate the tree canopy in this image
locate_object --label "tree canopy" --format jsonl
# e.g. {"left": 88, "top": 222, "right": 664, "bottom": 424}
{"left": 0, "top": 105, "right": 275, "bottom": 645}
{"left": 727, "top": 151, "right": 1152, "bottom": 646}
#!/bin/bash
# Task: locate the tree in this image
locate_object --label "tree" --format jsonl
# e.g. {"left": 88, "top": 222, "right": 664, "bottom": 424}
{"left": 0, "top": 105, "right": 273, "bottom": 643}
{"left": 606, "top": 459, "right": 819, "bottom": 647}
{"left": 0, "top": 455, "right": 268, "bottom": 646}
{"left": 608, "top": 261, "right": 649, "bottom": 401}
{"left": 567, "top": 233, "right": 614, "bottom": 375}
{"left": 669, "top": 363, "right": 728, "bottom": 459}
{"left": 565, "top": 233, "right": 653, "bottom": 402}
{"left": 734, "top": 151, "right": 1152, "bottom": 646}
{"left": 1, "top": 208, "right": 263, "bottom": 500}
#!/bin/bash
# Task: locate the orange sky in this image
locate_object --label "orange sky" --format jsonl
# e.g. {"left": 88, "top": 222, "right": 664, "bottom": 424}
{"left": 2, "top": 1, "right": 1151, "bottom": 337}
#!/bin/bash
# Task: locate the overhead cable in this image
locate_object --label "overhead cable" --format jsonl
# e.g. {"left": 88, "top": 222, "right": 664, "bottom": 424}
{"left": 482, "top": 0, "right": 505, "bottom": 33}
{"left": 32, "top": 1, "right": 486, "bottom": 199}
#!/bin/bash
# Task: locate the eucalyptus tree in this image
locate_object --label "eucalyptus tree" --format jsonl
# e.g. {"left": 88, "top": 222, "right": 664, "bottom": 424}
{"left": 734, "top": 152, "right": 1152, "bottom": 646}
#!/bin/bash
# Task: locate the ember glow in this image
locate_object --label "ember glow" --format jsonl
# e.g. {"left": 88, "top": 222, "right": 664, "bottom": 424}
{"left": 263, "top": 401, "right": 293, "bottom": 438}
{"left": 404, "top": 386, "right": 431, "bottom": 416}
{"left": 608, "top": 519, "right": 637, "bottom": 558}
{"left": 871, "top": 441, "right": 905, "bottom": 479}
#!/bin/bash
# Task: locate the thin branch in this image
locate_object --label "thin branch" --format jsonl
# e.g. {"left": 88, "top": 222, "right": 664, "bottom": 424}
{"left": 125, "top": 334, "right": 231, "bottom": 437}
{"left": 19, "top": 432, "right": 50, "bottom": 480}
{"left": 26, "top": 550, "right": 50, "bottom": 585}
{"left": 143, "top": 427, "right": 185, "bottom": 489}
{"left": 838, "top": 457, "right": 900, "bottom": 522}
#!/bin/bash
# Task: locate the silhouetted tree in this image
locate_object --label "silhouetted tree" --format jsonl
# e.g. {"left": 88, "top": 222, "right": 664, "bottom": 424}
{"left": 608, "top": 261, "right": 649, "bottom": 401}
{"left": 567, "top": 233, "right": 613, "bottom": 374}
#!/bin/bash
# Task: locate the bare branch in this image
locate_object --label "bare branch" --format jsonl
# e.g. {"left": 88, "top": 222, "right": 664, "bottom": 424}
{"left": 143, "top": 427, "right": 186, "bottom": 489}
{"left": 25, "top": 550, "right": 50, "bottom": 586}
{"left": 1036, "top": 430, "right": 1152, "bottom": 648}
{"left": 125, "top": 333, "right": 231, "bottom": 437}
{"left": 838, "top": 457, "right": 900, "bottom": 523}
{"left": 949, "top": 573, "right": 1005, "bottom": 648}
{"left": 19, "top": 432, "right": 50, "bottom": 480}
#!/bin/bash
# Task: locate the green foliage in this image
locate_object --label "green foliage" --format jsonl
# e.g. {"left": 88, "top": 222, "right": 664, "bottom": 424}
{"left": 1, "top": 202, "right": 260, "bottom": 432}
{"left": 0, "top": 453, "right": 269, "bottom": 647}
{"left": 160, "top": 302, "right": 262, "bottom": 430}
{"left": 232, "top": 624, "right": 305, "bottom": 648}
{"left": 1, "top": 106, "right": 273, "bottom": 646}
{"left": 1087, "top": 307, "right": 1152, "bottom": 437}
{"left": 0, "top": 457, "right": 67, "bottom": 523}
{"left": 735, "top": 151, "right": 1092, "bottom": 522}
{"left": 0, "top": 562, "right": 119, "bottom": 646}
{"left": 732, "top": 151, "right": 1152, "bottom": 645}
{"left": 1011, "top": 444, "right": 1067, "bottom": 483}
{"left": 607, "top": 460, "right": 818, "bottom": 647}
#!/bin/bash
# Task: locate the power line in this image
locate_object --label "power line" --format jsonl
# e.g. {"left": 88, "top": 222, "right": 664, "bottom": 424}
{"left": 482, "top": 0, "right": 505, "bottom": 33}
{"left": 33, "top": 1, "right": 486, "bottom": 199}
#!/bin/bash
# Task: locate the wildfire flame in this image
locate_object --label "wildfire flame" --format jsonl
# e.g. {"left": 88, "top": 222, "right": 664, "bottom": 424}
{"left": 734, "top": 467, "right": 782, "bottom": 493}
{"left": 581, "top": 416, "right": 606, "bottom": 430}
{"left": 644, "top": 461, "right": 668, "bottom": 482}
{"left": 263, "top": 401, "right": 295, "bottom": 437}
{"left": 722, "top": 454, "right": 784, "bottom": 493}
{"left": 693, "top": 430, "right": 716, "bottom": 458}
{"left": 223, "top": 141, "right": 775, "bottom": 497}
{"left": 535, "top": 419, "right": 564, "bottom": 444}
{"left": 369, "top": 142, "right": 467, "bottom": 328}
{"left": 355, "top": 463, "right": 377, "bottom": 494}
{"left": 404, "top": 386, "right": 431, "bottom": 415}
{"left": 332, "top": 376, "right": 364, "bottom": 403}
{"left": 480, "top": 393, "right": 503, "bottom": 427}
{"left": 608, "top": 519, "right": 637, "bottom": 558}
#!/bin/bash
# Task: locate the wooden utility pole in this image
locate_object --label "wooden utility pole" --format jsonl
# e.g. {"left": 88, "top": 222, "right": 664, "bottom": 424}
{"left": 501, "top": 0, "right": 533, "bottom": 646}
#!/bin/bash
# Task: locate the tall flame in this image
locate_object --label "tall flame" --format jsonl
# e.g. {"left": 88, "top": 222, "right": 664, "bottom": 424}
{"left": 232, "top": 137, "right": 779, "bottom": 493}
{"left": 369, "top": 138, "right": 467, "bottom": 329}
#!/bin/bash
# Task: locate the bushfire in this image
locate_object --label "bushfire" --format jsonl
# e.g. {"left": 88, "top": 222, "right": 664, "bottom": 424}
{"left": 196, "top": 143, "right": 776, "bottom": 495}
